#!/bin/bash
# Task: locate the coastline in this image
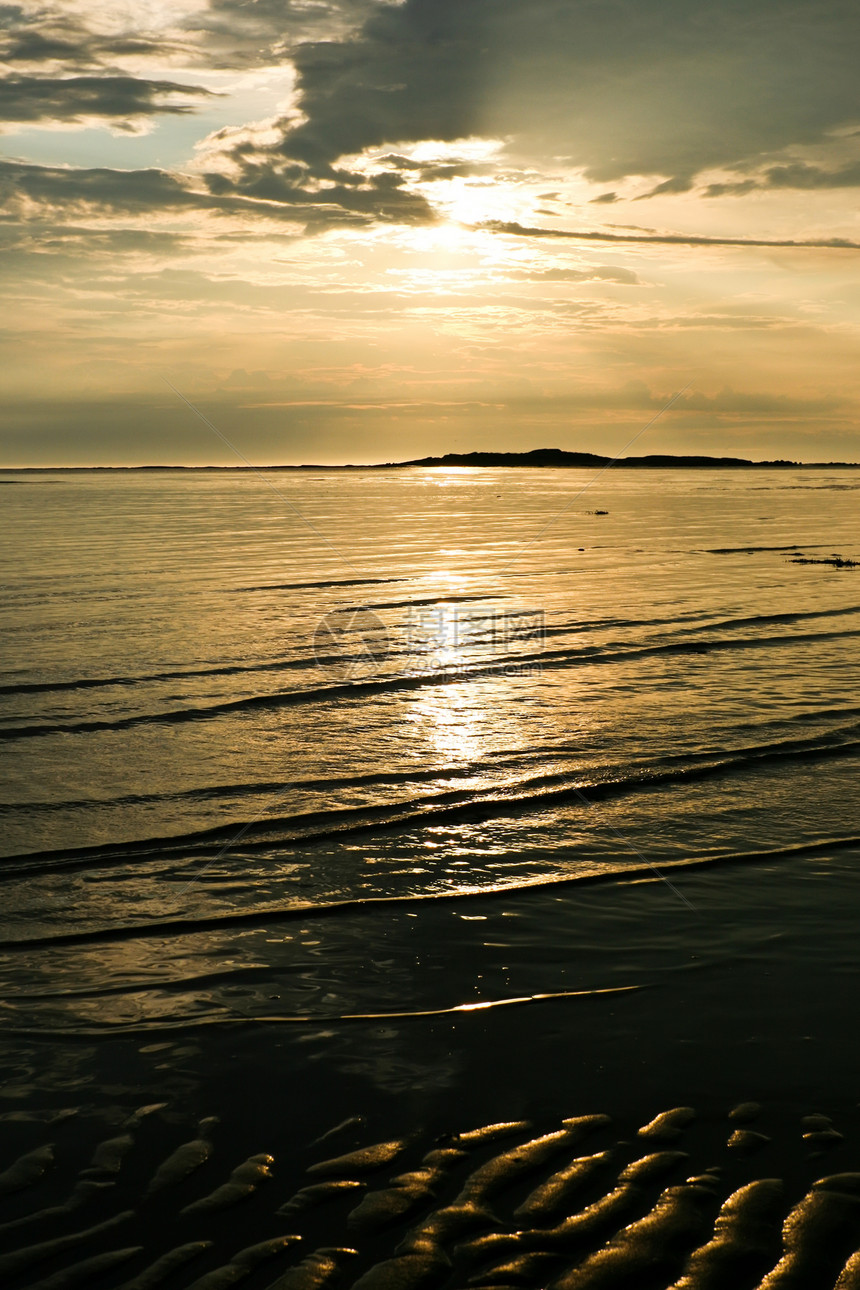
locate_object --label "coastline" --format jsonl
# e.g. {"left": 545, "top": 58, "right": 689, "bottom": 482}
{"left": 3, "top": 453, "right": 860, "bottom": 471}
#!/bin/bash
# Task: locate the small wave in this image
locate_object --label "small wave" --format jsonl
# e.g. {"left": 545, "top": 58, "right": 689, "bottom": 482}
{"left": 337, "top": 594, "right": 502, "bottom": 611}
{"left": 694, "top": 604, "right": 860, "bottom": 631}
{"left": 705, "top": 543, "right": 810, "bottom": 554}
{"left": 4, "top": 625, "right": 860, "bottom": 742}
{"left": 235, "top": 576, "right": 404, "bottom": 592}
{"left": 0, "top": 649, "right": 351, "bottom": 699}
{"left": 0, "top": 986, "right": 642, "bottom": 1039}
{"left": 0, "top": 758, "right": 524, "bottom": 816}
{"left": 6, "top": 602, "right": 856, "bottom": 703}
{"left": 3, "top": 730, "right": 859, "bottom": 880}
{"left": 3, "top": 835, "right": 859, "bottom": 954}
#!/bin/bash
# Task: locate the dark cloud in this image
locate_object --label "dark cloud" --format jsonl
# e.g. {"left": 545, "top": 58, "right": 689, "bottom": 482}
{"left": 2, "top": 28, "right": 89, "bottom": 64}
{"left": 0, "top": 1, "right": 393, "bottom": 76}
{"left": 0, "top": 75, "right": 215, "bottom": 126}
{"left": 702, "top": 179, "right": 761, "bottom": 198}
{"left": 3, "top": 0, "right": 860, "bottom": 247}
{"left": 6, "top": 0, "right": 859, "bottom": 232}
{"left": 707, "top": 160, "right": 860, "bottom": 195}
{"left": 637, "top": 176, "right": 695, "bottom": 199}
{"left": 0, "top": 158, "right": 435, "bottom": 231}
{"left": 5, "top": 0, "right": 860, "bottom": 199}
{"left": 198, "top": 0, "right": 392, "bottom": 63}
{"left": 202, "top": 159, "right": 435, "bottom": 223}
{"left": 479, "top": 219, "right": 860, "bottom": 252}
{"left": 0, "top": 159, "right": 220, "bottom": 214}
{"left": 765, "top": 160, "right": 860, "bottom": 188}
{"left": 0, "top": 223, "right": 192, "bottom": 276}
{"left": 670, "top": 387, "right": 844, "bottom": 415}
{"left": 210, "top": 0, "right": 860, "bottom": 195}
{"left": 0, "top": 8, "right": 193, "bottom": 69}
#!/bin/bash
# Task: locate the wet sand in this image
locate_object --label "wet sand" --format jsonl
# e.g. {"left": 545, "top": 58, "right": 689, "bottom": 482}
{"left": 2, "top": 850, "right": 860, "bottom": 1286}
{"left": 2, "top": 1093, "right": 860, "bottom": 1288}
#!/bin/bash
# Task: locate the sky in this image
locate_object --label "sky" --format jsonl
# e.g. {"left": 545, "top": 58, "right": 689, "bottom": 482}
{"left": 2, "top": 0, "right": 860, "bottom": 465}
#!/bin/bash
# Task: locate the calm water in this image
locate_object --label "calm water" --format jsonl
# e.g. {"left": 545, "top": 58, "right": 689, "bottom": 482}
{"left": 0, "top": 465, "right": 859, "bottom": 1066}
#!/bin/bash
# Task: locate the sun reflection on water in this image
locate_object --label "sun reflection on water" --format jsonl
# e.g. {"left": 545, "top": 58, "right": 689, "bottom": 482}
{"left": 408, "top": 683, "right": 487, "bottom": 767}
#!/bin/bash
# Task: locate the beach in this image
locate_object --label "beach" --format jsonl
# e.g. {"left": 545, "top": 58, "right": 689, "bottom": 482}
{"left": 2, "top": 465, "right": 860, "bottom": 1286}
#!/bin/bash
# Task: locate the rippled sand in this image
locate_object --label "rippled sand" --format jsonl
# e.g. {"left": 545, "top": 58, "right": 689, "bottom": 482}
{"left": 2, "top": 1098, "right": 860, "bottom": 1288}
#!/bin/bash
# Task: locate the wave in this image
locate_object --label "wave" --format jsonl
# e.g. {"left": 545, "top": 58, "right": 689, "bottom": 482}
{"left": 0, "top": 757, "right": 530, "bottom": 816}
{"left": 3, "top": 726, "right": 858, "bottom": 878}
{"left": 7, "top": 707, "right": 858, "bottom": 816}
{"left": 4, "top": 834, "right": 859, "bottom": 954}
{"left": 4, "top": 624, "right": 860, "bottom": 742}
{"left": 4, "top": 602, "right": 856, "bottom": 702}
{"left": 539, "top": 603, "right": 860, "bottom": 644}
{"left": 0, "top": 646, "right": 376, "bottom": 698}
{"left": 0, "top": 655, "right": 313, "bottom": 697}
{"left": 0, "top": 986, "right": 642, "bottom": 1039}
{"left": 341, "top": 594, "right": 502, "bottom": 611}
{"left": 235, "top": 576, "right": 405, "bottom": 592}
{"left": 703, "top": 543, "right": 832, "bottom": 553}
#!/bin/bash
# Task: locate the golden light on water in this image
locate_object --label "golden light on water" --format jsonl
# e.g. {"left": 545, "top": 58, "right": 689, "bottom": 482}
{"left": 409, "top": 683, "right": 485, "bottom": 768}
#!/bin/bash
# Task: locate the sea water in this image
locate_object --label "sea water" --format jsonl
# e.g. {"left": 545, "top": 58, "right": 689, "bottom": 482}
{"left": 0, "top": 465, "right": 859, "bottom": 1100}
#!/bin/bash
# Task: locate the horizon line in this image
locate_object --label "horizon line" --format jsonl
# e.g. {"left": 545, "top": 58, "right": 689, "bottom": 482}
{"left": 3, "top": 450, "right": 860, "bottom": 472}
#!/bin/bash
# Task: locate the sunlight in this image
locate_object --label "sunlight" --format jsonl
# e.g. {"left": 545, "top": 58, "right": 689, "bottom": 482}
{"left": 408, "top": 685, "right": 485, "bottom": 766}
{"left": 428, "top": 177, "right": 521, "bottom": 229}
{"left": 405, "top": 601, "right": 470, "bottom": 675}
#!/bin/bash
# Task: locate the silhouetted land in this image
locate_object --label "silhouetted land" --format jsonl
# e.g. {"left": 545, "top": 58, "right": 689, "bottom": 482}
{"left": 382, "top": 448, "right": 858, "bottom": 469}
{"left": 4, "top": 449, "right": 859, "bottom": 470}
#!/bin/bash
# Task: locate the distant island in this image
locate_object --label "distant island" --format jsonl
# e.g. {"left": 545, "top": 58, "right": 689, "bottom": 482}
{"left": 368, "top": 448, "right": 858, "bottom": 469}
{"left": 4, "top": 449, "right": 859, "bottom": 470}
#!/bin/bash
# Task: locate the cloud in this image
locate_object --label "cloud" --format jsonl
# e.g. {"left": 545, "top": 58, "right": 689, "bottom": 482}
{"left": 706, "top": 160, "right": 860, "bottom": 196}
{"left": 6, "top": 0, "right": 860, "bottom": 232}
{"left": 0, "top": 158, "right": 218, "bottom": 213}
{"left": 2, "top": 2, "right": 859, "bottom": 471}
{"left": 0, "top": 221, "right": 191, "bottom": 277}
{"left": 509, "top": 267, "right": 641, "bottom": 285}
{"left": 206, "top": 0, "right": 860, "bottom": 197}
{"left": 0, "top": 7, "right": 197, "bottom": 71}
{"left": 668, "top": 386, "right": 844, "bottom": 416}
{"left": 0, "top": 2, "right": 393, "bottom": 77}
{"left": 200, "top": 0, "right": 398, "bottom": 60}
{"left": 0, "top": 156, "right": 435, "bottom": 232}
{"left": 0, "top": 75, "right": 215, "bottom": 127}
{"left": 478, "top": 219, "right": 860, "bottom": 252}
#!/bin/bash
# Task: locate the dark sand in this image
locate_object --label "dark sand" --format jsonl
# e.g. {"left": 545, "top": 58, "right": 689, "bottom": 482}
{"left": 2, "top": 851, "right": 860, "bottom": 1286}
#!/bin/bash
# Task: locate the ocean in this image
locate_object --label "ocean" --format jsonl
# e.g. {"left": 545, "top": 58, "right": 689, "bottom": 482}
{"left": 1, "top": 465, "right": 860, "bottom": 1287}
